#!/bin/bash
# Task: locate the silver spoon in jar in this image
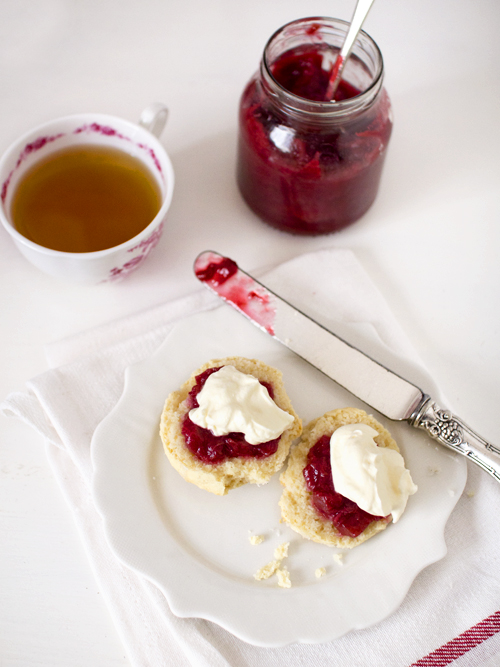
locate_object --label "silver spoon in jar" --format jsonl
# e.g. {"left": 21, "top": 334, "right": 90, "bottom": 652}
{"left": 325, "top": 0, "right": 377, "bottom": 101}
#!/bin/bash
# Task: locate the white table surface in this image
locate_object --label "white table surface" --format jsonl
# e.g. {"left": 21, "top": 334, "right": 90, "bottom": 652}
{"left": 1, "top": 0, "right": 499, "bottom": 664}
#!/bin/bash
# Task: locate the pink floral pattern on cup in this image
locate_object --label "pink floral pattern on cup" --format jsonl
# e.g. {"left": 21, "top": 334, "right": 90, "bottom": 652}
{"left": 74, "top": 123, "right": 164, "bottom": 175}
{"left": 104, "top": 221, "right": 165, "bottom": 282}
{"left": 1, "top": 133, "right": 64, "bottom": 204}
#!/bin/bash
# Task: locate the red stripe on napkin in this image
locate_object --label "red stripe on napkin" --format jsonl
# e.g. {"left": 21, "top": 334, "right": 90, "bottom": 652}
{"left": 410, "top": 611, "right": 500, "bottom": 666}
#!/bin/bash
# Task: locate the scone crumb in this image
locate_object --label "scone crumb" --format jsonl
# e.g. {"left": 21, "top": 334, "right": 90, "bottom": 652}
{"left": 254, "top": 560, "right": 280, "bottom": 580}
{"left": 315, "top": 567, "right": 326, "bottom": 579}
{"left": 249, "top": 534, "right": 265, "bottom": 546}
{"left": 254, "top": 542, "right": 291, "bottom": 586}
{"left": 276, "top": 567, "right": 291, "bottom": 588}
{"left": 274, "top": 542, "right": 289, "bottom": 560}
{"left": 333, "top": 553, "right": 344, "bottom": 566}
{"left": 466, "top": 490, "right": 475, "bottom": 498}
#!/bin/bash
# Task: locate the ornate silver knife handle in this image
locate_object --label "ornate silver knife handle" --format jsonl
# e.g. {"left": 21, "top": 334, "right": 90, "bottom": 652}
{"left": 410, "top": 396, "right": 500, "bottom": 483}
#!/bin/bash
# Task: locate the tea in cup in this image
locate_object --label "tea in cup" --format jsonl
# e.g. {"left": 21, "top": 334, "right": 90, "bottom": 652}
{"left": 0, "top": 104, "right": 174, "bottom": 283}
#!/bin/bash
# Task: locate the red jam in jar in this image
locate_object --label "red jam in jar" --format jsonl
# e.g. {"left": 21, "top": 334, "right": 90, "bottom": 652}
{"left": 181, "top": 367, "right": 280, "bottom": 464}
{"left": 303, "top": 435, "right": 388, "bottom": 537}
{"left": 237, "top": 17, "right": 393, "bottom": 235}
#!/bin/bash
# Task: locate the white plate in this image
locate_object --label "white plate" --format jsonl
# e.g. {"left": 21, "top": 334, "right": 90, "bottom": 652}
{"left": 91, "top": 306, "right": 466, "bottom": 647}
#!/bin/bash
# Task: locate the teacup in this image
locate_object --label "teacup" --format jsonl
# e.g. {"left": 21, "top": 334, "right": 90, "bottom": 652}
{"left": 0, "top": 104, "right": 174, "bottom": 284}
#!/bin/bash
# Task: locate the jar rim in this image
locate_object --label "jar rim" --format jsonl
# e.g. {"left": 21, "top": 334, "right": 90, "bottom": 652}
{"left": 261, "top": 16, "right": 384, "bottom": 117}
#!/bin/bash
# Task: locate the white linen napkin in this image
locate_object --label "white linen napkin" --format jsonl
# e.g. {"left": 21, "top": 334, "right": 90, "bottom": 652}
{"left": 2, "top": 248, "right": 499, "bottom": 667}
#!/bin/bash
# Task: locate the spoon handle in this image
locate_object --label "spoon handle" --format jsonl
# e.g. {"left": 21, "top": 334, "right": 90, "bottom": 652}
{"left": 326, "top": 0, "right": 377, "bottom": 100}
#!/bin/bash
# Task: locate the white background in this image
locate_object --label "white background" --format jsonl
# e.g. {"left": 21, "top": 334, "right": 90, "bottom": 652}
{"left": 0, "top": 0, "right": 499, "bottom": 664}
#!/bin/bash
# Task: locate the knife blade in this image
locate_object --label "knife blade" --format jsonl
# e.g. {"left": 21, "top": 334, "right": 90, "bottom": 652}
{"left": 194, "top": 250, "right": 500, "bottom": 484}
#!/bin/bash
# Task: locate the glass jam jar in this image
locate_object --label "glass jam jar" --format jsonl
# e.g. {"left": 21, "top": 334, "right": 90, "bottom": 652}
{"left": 237, "top": 17, "right": 393, "bottom": 235}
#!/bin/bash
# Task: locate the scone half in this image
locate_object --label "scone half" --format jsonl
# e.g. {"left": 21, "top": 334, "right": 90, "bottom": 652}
{"left": 160, "top": 356, "right": 302, "bottom": 495}
{"left": 279, "top": 407, "right": 400, "bottom": 549}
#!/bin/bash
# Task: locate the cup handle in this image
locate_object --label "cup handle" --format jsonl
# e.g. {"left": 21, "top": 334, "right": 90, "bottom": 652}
{"left": 138, "top": 103, "right": 169, "bottom": 138}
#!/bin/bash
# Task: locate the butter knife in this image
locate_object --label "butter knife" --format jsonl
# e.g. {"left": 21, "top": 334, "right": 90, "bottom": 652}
{"left": 194, "top": 250, "right": 500, "bottom": 484}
